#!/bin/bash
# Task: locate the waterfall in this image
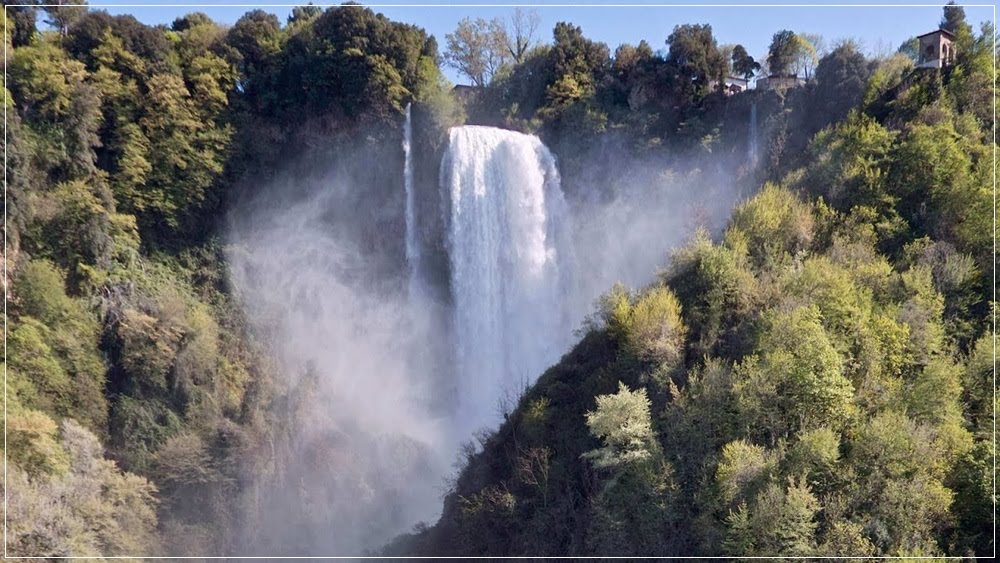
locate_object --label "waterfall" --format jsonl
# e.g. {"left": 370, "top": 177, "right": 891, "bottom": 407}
{"left": 440, "top": 126, "right": 572, "bottom": 428}
{"left": 748, "top": 100, "right": 759, "bottom": 167}
{"left": 403, "top": 103, "right": 420, "bottom": 295}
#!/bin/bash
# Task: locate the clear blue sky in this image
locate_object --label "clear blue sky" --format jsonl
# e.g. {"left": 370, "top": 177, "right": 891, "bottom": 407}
{"left": 82, "top": 1, "right": 995, "bottom": 84}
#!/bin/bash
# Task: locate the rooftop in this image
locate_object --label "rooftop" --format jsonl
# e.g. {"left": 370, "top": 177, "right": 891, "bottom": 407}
{"left": 916, "top": 28, "right": 956, "bottom": 39}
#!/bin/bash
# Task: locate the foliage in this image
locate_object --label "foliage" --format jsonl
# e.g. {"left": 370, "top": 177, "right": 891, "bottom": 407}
{"left": 666, "top": 24, "right": 726, "bottom": 100}
{"left": 731, "top": 44, "right": 760, "bottom": 81}
{"left": 603, "top": 285, "right": 687, "bottom": 370}
{"left": 723, "top": 478, "right": 820, "bottom": 556}
{"left": 9, "top": 260, "right": 107, "bottom": 431}
{"left": 444, "top": 17, "right": 510, "bottom": 87}
{"left": 940, "top": 1, "right": 971, "bottom": 36}
{"left": 791, "top": 34, "right": 819, "bottom": 79}
{"left": 443, "top": 9, "right": 541, "bottom": 87}
{"left": 767, "top": 30, "right": 799, "bottom": 75}
{"left": 419, "top": 19, "right": 995, "bottom": 542}
{"left": 7, "top": 7, "right": 277, "bottom": 552}
{"left": 726, "top": 183, "right": 814, "bottom": 268}
{"left": 716, "top": 440, "right": 777, "bottom": 505}
{"left": 6, "top": 2, "right": 995, "bottom": 558}
{"left": 584, "top": 382, "right": 658, "bottom": 469}
{"left": 734, "top": 305, "right": 855, "bottom": 441}
{"left": 6, "top": 420, "right": 159, "bottom": 557}
{"left": 803, "top": 112, "right": 896, "bottom": 212}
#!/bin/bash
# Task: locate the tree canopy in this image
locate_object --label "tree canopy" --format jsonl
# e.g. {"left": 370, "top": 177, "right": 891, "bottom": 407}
{"left": 6, "top": 2, "right": 995, "bottom": 558}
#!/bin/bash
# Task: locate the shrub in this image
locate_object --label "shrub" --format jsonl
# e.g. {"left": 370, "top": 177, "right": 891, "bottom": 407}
{"left": 734, "top": 306, "right": 854, "bottom": 441}
{"left": 10, "top": 260, "right": 107, "bottom": 431}
{"left": 584, "top": 382, "right": 657, "bottom": 469}
{"left": 716, "top": 439, "right": 777, "bottom": 505}
{"left": 623, "top": 286, "right": 687, "bottom": 367}
{"left": 726, "top": 183, "right": 814, "bottom": 269}
{"left": 6, "top": 420, "right": 159, "bottom": 557}
{"left": 723, "top": 478, "right": 820, "bottom": 556}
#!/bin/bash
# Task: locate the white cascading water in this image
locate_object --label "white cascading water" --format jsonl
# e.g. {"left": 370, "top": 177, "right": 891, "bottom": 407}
{"left": 749, "top": 100, "right": 759, "bottom": 167}
{"left": 403, "top": 103, "right": 420, "bottom": 295}
{"left": 440, "top": 126, "right": 573, "bottom": 429}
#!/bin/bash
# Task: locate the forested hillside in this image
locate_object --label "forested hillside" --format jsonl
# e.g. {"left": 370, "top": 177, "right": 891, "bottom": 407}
{"left": 3, "top": 2, "right": 455, "bottom": 555}
{"left": 3, "top": 1, "right": 995, "bottom": 558}
{"left": 391, "top": 4, "right": 996, "bottom": 558}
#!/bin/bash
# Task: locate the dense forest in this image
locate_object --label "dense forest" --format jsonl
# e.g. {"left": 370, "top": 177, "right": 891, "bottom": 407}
{"left": 3, "top": 1, "right": 996, "bottom": 558}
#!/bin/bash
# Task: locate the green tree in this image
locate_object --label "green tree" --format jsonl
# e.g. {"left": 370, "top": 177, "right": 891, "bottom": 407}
{"left": 584, "top": 382, "right": 679, "bottom": 555}
{"left": 64, "top": 11, "right": 170, "bottom": 66}
{"left": 25, "top": 177, "right": 134, "bottom": 290}
{"left": 734, "top": 306, "right": 854, "bottom": 442}
{"left": 288, "top": 4, "right": 322, "bottom": 27}
{"left": 716, "top": 440, "right": 778, "bottom": 506}
{"left": 726, "top": 183, "right": 814, "bottom": 270}
{"left": 890, "top": 119, "right": 979, "bottom": 248}
{"left": 784, "top": 427, "right": 840, "bottom": 492}
{"left": 767, "top": 30, "right": 798, "bottom": 75}
{"left": 723, "top": 478, "right": 820, "bottom": 556}
{"left": 946, "top": 22, "right": 995, "bottom": 128}
{"left": 6, "top": 1, "right": 38, "bottom": 46}
{"left": 948, "top": 440, "right": 993, "bottom": 555}
{"left": 606, "top": 285, "right": 687, "bottom": 370}
{"left": 171, "top": 11, "right": 213, "bottom": 32}
{"left": 897, "top": 36, "right": 919, "bottom": 61}
{"left": 848, "top": 411, "right": 953, "bottom": 553}
{"left": 7, "top": 420, "right": 159, "bottom": 557}
{"left": 225, "top": 9, "right": 283, "bottom": 112}
{"left": 5, "top": 396, "right": 70, "bottom": 478}
{"left": 940, "top": 1, "right": 971, "bottom": 36}
{"left": 961, "top": 332, "right": 995, "bottom": 435}
{"left": 444, "top": 17, "right": 509, "bottom": 87}
{"left": 9, "top": 260, "right": 108, "bottom": 431}
{"left": 9, "top": 38, "right": 102, "bottom": 181}
{"left": 41, "top": 0, "right": 86, "bottom": 37}
{"left": 666, "top": 24, "right": 726, "bottom": 98}
{"left": 804, "top": 112, "right": 896, "bottom": 213}
{"left": 792, "top": 34, "right": 819, "bottom": 79}
{"left": 811, "top": 42, "right": 870, "bottom": 133}
{"left": 584, "top": 382, "right": 658, "bottom": 469}
{"left": 731, "top": 44, "right": 760, "bottom": 81}
{"left": 667, "top": 229, "right": 758, "bottom": 359}
{"left": 133, "top": 72, "right": 230, "bottom": 235}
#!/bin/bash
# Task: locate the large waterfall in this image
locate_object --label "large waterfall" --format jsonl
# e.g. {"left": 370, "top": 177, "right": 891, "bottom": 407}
{"left": 748, "top": 100, "right": 759, "bottom": 167}
{"left": 440, "top": 126, "right": 573, "bottom": 428}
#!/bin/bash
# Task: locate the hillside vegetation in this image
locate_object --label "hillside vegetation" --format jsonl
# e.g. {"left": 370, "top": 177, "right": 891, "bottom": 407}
{"left": 392, "top": 6, "right": 996, "bottom": 558}
{"left": 4, "top": 3, "right": 452, "bottom": 555}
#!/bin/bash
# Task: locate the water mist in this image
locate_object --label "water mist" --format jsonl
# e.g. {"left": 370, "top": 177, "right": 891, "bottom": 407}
{"left": 225, "top": 112, "right": 745, "bottom": 556}
{"left": 226, "top": 146, "right": 450, "bottom": 555}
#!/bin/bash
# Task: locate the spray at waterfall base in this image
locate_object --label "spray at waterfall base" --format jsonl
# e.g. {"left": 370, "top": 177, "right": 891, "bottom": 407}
{"left": 226, "top": 109, "right": 750, "bottom": 553}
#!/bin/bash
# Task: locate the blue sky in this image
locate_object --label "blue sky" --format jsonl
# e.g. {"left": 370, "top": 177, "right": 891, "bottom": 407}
{"left": 75, "top": 2, "right": 995, "bottom": 84}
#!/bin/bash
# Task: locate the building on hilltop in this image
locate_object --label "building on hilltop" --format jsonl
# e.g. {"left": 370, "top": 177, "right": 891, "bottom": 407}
{"left": 756, "top": 74, "right": 805, "bottom": 92}
{"left": 916, "top": 28, "right": 956, "bottom": 69}
{"left": 714, "top": 76, "right": 759, "bottom": 96}
{"left": 722, "top": 76, "right": 748, "bottom": 96}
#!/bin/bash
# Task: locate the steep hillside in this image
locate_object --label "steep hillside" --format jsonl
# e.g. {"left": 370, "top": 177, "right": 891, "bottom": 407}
{"left": 391, "top": 16, "right": 995, "bottom": 559}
